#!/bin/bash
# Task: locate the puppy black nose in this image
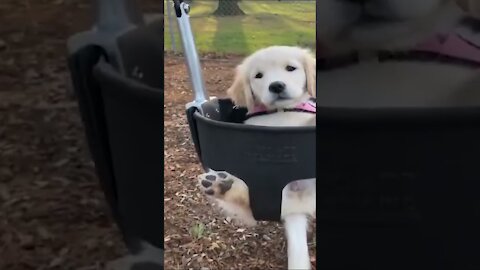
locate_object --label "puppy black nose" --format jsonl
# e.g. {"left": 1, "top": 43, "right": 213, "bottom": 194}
{"left": 269, "top": 81, "right": 286, "bottom": 94}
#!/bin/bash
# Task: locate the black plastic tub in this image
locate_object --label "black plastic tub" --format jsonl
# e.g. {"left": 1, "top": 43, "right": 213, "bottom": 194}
{"left": 67, "top": 6, "right": 164, "bottom": 251}
{"left": 69, "top": 53, "right": 163, "bottom": 250}
{"left": 186, "top": 99, "right": 316, "bottom": 221}
{"left": 91, "top": 61, "right": 163, "bottom": 249}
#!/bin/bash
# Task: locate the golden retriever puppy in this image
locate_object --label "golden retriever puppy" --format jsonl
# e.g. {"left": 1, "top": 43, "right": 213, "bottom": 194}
{"left": 198, "top": 46, "right": 316, "bottom": 270}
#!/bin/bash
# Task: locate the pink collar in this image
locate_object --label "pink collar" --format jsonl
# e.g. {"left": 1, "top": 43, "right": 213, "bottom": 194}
{"left": 414, "top": 32, "right": 480, "bottom": 64}
{"left": 246, "top": 98, "right": 316, "bottom": 119}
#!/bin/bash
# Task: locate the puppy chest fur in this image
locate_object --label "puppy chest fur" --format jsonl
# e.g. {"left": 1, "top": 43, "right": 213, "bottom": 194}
{"left": 318, "top": 61, "right": 479, "bottom": 107}
{"left": 317, "top": 0, "right": 480, "bottom": 108}
{"left": 245, "top": 111, "right": 315, "bottom": 127}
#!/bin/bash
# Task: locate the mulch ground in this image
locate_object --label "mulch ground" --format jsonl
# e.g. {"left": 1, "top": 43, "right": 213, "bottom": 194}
{"left": 164, "top": 54, "right": 317, "bottom": 269}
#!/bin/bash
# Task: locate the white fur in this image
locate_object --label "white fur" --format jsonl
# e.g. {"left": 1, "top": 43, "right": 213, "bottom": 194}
{"left": 317, "top": 0, "right": 464, "bottom": 53}
{"left": 317, "top": 0, "right": 479, "bottom": 108}
{"left": 227, "top": 46, "right": 316, "bottom": 113}
{"left": 318, "top": 61, "right": 479, "bottom": 108}
{"left": 284, "top": 214, "right": 311, "bottom": 270}
{"left": 245, "top": 111, "right": 315, "bottom": 127}
{"left": 199, "top": 46, "right": 316, "bottom": 270}
{"left": 243, "top": 47, "right": 312, "bottom": 110}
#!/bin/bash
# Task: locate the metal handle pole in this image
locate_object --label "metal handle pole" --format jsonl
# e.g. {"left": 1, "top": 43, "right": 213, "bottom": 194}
{"left": 173, "top": 0, "right": 208, "bottom": 112}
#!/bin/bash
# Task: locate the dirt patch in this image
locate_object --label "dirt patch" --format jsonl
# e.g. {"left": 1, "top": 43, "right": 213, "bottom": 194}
{"left": 163, "top": 54, "right": 317, "bottom": 269}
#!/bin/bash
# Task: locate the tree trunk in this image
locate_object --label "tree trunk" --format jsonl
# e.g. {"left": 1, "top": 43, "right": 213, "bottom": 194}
{"left": 213, "top": 0, "right": 244, "bottom": 16}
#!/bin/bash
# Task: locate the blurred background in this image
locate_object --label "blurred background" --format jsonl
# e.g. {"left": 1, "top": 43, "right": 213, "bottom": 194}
{"left": 0, "top": 0, "right": 161, "bottom": 269}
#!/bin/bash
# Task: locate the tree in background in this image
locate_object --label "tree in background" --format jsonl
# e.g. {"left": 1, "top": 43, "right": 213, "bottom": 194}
{"left": 213, "top": 0, "right": 245, "bottom": 16}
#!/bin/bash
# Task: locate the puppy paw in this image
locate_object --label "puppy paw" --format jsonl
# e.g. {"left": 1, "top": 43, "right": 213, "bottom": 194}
{"left": 198, "top": 170, "right": 256, "bottom": 225}
{"left": 198, "top": 171, "right": 235, "bottom": 198}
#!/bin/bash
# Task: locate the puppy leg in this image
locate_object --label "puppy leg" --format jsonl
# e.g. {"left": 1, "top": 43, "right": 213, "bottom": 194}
{"left": 281, "top": 178, "right": 316, "bottom": 217}
{"left": 198, "top": 170, "right": 256, "bottom": 226}
{"left": 284, "top": 214, "right": 311, "bottom": 270}
{"left": 281, "top": 179, "right": 316, "bottom": 270}
{"left": 282, "top": 179, "right": 316, "bottom": 241}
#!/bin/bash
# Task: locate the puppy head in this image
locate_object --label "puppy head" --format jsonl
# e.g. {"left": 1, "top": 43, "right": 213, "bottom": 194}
{"left": 317, "top": 0, "right": 464, "bottom": 53}
{"left": 227, "top": 46, "right": 316, "bottom": 111}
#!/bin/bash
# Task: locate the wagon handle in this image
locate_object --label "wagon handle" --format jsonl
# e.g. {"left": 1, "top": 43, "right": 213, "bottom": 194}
{"left": 173, "top": 0, "right": 209, "bottom": 113}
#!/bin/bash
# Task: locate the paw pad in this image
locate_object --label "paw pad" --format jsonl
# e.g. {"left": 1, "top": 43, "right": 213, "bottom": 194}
{"left": 198, "top": 171, "right": 235, "bottom": 198}
{"left": 201, "top": 180, "right": 212, "bottom": 188}
{"left": 205, "top": 174, "right": 216, "bottom": 181}
{"left": 218, "top": 179, "right": 234, "bottom": 194}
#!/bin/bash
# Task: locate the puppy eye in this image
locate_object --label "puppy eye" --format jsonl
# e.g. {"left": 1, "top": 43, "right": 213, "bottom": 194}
{"left": 286, "top": 65, "right": 297, "bottom": 72}
{"left": 255, "top": 72, "right": 263, "bottom": 79}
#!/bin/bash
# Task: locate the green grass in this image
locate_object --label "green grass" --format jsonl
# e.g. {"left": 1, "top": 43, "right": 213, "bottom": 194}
{"left": 189, "top": 223, "right": 206, "bottom": 239}
{"left": 164, "top": 1, "right": 315, "bottom": 55}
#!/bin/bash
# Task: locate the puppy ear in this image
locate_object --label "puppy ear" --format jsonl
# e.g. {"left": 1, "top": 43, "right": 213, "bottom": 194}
{"left": 302, "top": 49, "right": 316, "bottom": 98}
{"left": 227, "top": 64, "right": 254, "bottom": 110}
{"left": 457, "top": 0, "right": 480, "bottom": 17}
